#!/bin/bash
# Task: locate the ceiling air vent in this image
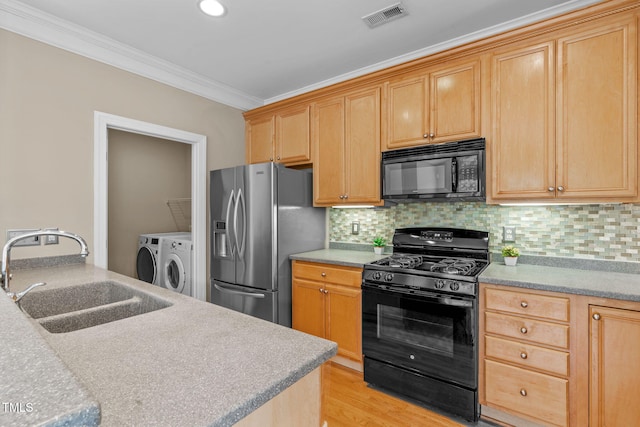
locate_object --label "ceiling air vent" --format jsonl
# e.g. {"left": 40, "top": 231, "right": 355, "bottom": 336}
{"left": 362, "top": 3, "right": 408, "bottom": 28}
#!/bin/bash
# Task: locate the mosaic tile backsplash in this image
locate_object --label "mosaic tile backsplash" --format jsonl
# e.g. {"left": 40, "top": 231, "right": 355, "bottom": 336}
{"left": 329, "top": 202, "right": 640, "bottom": 262}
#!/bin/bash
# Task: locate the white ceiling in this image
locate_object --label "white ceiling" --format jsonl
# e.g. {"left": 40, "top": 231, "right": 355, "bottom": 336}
{"left": 1, "top": 0, "right": 603, "bottom": 110}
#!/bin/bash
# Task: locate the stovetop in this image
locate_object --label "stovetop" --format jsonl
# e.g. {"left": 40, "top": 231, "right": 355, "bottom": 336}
{"left": 367, "top": 253, "right": 487, "bottom": 278}
{"left": 362, "top": 227, "right": 490, "bottom": 297}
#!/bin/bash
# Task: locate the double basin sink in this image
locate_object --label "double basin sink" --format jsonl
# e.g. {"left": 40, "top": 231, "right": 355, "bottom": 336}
{"left": 18, "top": 281, "right": 172, "bottom": 333}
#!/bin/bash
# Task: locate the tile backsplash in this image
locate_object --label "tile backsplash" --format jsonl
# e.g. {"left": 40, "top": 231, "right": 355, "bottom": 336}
{"left": 329, "top": 202, "right": 640, "bottom": 261}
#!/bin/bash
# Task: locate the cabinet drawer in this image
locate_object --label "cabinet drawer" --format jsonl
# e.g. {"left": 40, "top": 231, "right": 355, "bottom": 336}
{"left": 292, "top": 261, "right": 362, "bottom": 288}
{"left": 485, "top": 312, "right": 569, "bottom": 349}
{"left": 485, "top": 288, "right": 569, "bottom": 322}
{"left": 485, "top": 335, "right": 569, "bottom": 377}
{"left": 485, "top": 359, "right": 568, "bottom": 427}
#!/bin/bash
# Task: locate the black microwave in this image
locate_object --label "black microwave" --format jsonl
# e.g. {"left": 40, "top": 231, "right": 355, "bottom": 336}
{"left": 381, "top": 138, "right": 486, "bottom": 202}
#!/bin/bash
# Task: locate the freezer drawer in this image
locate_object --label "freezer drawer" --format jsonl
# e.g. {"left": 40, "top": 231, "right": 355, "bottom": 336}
{"left": 210, "top": 281, "right": 277, "bottom": 323}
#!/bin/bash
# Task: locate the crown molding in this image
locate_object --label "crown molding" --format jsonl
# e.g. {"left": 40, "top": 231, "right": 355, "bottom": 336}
{"left": 0, "top": 0, "right": 263, "bottom": 110}
{"left": 264, "top": 0, "right": 603, "bottom": 104}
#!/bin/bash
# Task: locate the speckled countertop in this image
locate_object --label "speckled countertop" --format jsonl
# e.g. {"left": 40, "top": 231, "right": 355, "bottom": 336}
{"left": 289, "top": 248, "right": 387, "bottom": 267}
{"left": 480, "top": 262, "right": 640, "bottom": 302}
{"left": 291, "top": 248, "right": 640, "bottom": 302}
{"left": 3, "top": 264, "right": 337, "bottom": 427}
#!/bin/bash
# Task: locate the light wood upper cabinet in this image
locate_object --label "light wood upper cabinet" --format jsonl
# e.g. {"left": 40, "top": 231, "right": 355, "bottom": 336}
{"left": 490, "top": 41, "right": 556, "bottom": 200}
{"left": 490, "top": 13, "right": 638, "bottom": 203}
{"left": 245, "top": 115, "right": 275, "bottom": 164}
{"left": 384, "top": 58, "right": 482, "bottom": 150}
{"left": 556, "top": 16, "right": 637, "bottom": 200}
{"left": 589, "top": 304, "right": 640, "bottom": 426}
{"left": 245, "top": 105, "right": 311, "bottom": 166}
{"left": 313, "top": 86, "right": 381, "bottom": 206}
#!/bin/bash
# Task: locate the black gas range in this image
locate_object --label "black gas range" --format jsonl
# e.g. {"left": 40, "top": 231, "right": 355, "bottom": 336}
{"left": 362, "top": 227, "right": 489, "bottom": 422}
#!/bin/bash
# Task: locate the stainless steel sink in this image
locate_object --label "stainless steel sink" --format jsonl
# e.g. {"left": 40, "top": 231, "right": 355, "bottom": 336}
{"left": 18, "top": 281, "right": 172, "bottom": 333}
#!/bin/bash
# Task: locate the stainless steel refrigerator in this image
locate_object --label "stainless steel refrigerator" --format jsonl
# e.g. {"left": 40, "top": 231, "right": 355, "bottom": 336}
{"left": 209, "top": 162, "right": 326, "bottom": 327}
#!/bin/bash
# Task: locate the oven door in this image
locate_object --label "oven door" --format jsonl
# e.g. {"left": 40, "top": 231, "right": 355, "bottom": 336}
{"left": 362, "top": 282, "right": 477, "bottom": 389}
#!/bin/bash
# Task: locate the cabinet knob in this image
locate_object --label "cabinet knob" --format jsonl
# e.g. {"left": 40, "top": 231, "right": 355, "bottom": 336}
{"left": 339, "top": 195, "right": 344, "bottom": 199}
{"left": 548, "top": 186, "right": 555, "bottom": 192}
{"left": 520, "top": 301, "right": 528, "bottom": 308}
{"left": 321, "top": 272, "right": 326, "bottom": 277}
{"left": 277, "top": 156, "right": 280, "bottom": 160}
{"left": 520, "top": 389, "right": 527, "bottom": 397}
{"left": 270, "top": 157, "right": 273, "bottom": 161}
{"left": 319, "top": 288, "right": 324, "bottom": 293}
{"left": 593, "top": 313, "right": 601, "bottom": 320}
{"left": 557, "top": 186, "right": 565, "bottom": 192}
{"left": 423, "top": 133, "right": 429, "bottom": 138}
{"left": 344, "top": 194, "right": 348, "bottom": 199}
{"left": 520, "top": 352, "right": 528, "bottom": 359}
{"left": 324, "top": 289, "right": 329, "bottom": 294}
{"left": 520, "top": 327, "right": 528, "bottom": 334}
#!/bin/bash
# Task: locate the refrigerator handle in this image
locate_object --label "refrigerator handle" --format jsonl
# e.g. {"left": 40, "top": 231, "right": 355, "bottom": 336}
{"left": 225, "top": 189, "right": 236, "bottom": 257}
{"left": 235, "top": 188, "right": 246, "bottom": 258}
{"left": 214, "top": 283, "right": 265, "bottom": 299}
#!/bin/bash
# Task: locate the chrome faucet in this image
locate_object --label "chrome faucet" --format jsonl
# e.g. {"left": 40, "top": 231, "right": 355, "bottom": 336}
{"left": 1, "top": 230, "right": 90, "bottom": 301}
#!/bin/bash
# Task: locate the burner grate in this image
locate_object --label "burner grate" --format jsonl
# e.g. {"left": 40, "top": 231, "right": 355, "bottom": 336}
{"left": 430, "top": 258, "right": 477, "bottom": 276}
{"left": 383, "top": 254, "right": 423, "bottom": 269}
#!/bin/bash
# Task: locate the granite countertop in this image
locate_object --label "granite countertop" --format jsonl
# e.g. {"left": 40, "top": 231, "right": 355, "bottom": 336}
{"left": 3, "top": 264, "right": 337, "bottom": 427}
{"left": 292, "top": 248, "right": 640, "bottom": 302}
{"left": 289, "top": 248, "right": 387, "bottom": 267}
{"left": 480, "top": 262, "right": 640, "bottom": 302}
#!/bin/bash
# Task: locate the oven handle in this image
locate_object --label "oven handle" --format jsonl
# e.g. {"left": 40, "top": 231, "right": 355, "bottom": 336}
{"left": 363, "top": 283, "right": 473, "bottom": 307}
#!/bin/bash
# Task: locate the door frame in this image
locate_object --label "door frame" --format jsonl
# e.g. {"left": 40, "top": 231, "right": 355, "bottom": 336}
{"left": 94, "top": 111, "right": 207, "bottom": 301}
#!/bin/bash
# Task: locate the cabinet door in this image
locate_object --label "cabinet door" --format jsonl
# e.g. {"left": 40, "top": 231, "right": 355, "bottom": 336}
{"left": 325, "top": 283, "right": 362, "bottom": 362}
{"left": 292, "top": 279, "right": 325, "bottom": 338}
{"left": 276, "top": 105, "right": 311, "bottom": 165}
{"left": 589, "top": 305, "right": 640, "bottom": 426}
{"left": 246, "top": 115, "right": 274, "bottom": 164}
{"left": 430, "top": 60, "right": 481, "bottom": 143}
{"left": 313, "top": 97, "right": 346, "bottom": 205}
{"left": 490, "top": 42, "right": 556, "bottom": 200}
{"left": 556, "top": 16, "right": 637, "bottom": 200}
{"left": 345, "top": 87, "right": 381, "bottom": 204}
{"left": 384, "top": 75, "right": 428, "bottom": 150}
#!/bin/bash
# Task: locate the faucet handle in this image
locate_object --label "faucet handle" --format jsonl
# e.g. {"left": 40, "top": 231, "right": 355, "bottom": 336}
{"left": 9, "top": 282, "right": 46, "bottom": 303}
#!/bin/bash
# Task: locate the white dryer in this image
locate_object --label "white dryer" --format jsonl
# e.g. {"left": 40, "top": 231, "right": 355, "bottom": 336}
{"left": 137, "top": 232, "right": 190, "bottom": 286}
{"left": 160, "top": 235, "right": 192, "bottom": 297}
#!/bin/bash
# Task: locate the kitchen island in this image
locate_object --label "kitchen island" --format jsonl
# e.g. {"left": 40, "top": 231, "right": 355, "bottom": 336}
{"left": 2, "top": 262, "right": 337, "bottom": 426}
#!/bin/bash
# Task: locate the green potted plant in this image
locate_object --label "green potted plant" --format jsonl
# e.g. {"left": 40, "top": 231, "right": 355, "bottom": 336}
{"left": 373, "top": 236, "right": 387, "bottom": 255}
{"left": 501, "top": 245, "right": 520, "bottom": 266}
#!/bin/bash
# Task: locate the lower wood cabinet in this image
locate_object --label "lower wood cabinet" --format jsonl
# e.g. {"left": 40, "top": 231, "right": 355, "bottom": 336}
{"left": 292, "top": 260, "right": 362, "bottom": 365}
{"left": 481, "top": 283, "right": 640, "bottom": 426}
{"left": 481, "top": 285, "right": 572, "bottom": 426}
{"left": 589, "top": 304, "right": 640, "bottom": 426}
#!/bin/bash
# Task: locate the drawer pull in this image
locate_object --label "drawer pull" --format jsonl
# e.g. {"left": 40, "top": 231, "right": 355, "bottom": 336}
{"left": 593, "top": 313, "right": 601, "bottom": 320}
{"left": 520, "top": 352, "right": 528, "bottom": 359}
{"left": 520, "top": 301, "right": 528, "bottom": 308}
{"left": 520, "top": 327, "right": 528, "bottom": 334}
{"left": 321, "top": 272, "right": 326, "bottom": 277}
{"left": 520, "top": 389, "right": 527, "bottom": 397}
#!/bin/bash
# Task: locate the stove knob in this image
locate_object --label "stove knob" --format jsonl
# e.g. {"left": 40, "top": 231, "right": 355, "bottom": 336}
{"left": 449, "top": 281, "right": 460, "bottom": 291}
{"left": 435, "top": 279, "right": 445, "bottom": 289}
{"left": 384, "top": 273, "right": 394, "bottom": 282}
{"left": 372, "top": 272, "right": 382, "bottom": 280}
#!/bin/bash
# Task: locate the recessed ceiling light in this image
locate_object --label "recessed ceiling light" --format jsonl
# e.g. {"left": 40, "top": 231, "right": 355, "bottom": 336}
{"left": 199, "top": 0, "right": 226, "bottom": 17}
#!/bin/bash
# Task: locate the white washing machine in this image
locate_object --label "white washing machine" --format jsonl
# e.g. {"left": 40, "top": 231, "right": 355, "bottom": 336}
{"left": 160, "top": 235, "right": 192, "bottom": 297}
{"left": 137, "top": 232, "right": 190, "bottom": 286}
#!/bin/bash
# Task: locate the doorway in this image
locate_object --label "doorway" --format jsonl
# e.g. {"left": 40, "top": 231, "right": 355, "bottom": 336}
{"left": 94, "top": 112, "right": 207, "bottom": 300}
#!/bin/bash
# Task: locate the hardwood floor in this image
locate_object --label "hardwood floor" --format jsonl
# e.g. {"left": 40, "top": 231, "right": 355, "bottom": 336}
{"left": 321, "top": 361, "right": 465, "bottom": 427}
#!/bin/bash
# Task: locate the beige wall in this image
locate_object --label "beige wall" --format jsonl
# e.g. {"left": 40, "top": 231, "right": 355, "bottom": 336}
{"left": 107, "top": 130, "right": 191, "bottom": 278}
{"left": 0, "top": 29, "right": 245, "bottom": 262}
